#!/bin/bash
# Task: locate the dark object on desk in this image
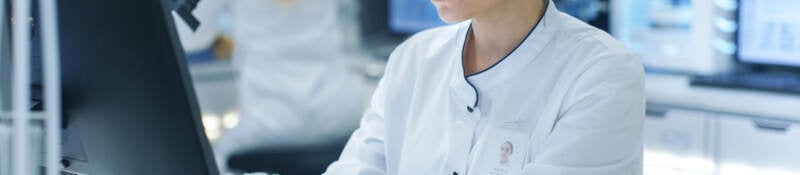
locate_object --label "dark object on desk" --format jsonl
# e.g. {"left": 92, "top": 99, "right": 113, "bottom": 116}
{"left": 690, "top": 72, "right": 800, "bottom": 95}
{"left": 227, "top": 136, "right": 349, "bottom": 174}
{"left": 172, "top": 0, "right": 201, "bottom": 31}
{"left": 51, "top": 0, "right": 218, "bottom": 174}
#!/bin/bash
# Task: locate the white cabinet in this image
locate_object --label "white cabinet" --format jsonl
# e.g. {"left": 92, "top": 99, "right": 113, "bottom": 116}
{"left": 643, "top": 107, "right": 715, "bottom": 174}
{"left": 643, "top": 73, "right": 800, "bottom": 175}
{"left": 644, "top": 108, "right": 712, "bottom": 158}
{"left": 642, "top": 107, "right": 800, "bottom": 175}
{"left": 717, "top": 115, "right": 800, "bottom": 174}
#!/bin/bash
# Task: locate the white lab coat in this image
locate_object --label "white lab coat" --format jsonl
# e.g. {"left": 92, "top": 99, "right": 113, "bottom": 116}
{"left": 324, "top": 1, "right": 645, "bottom": 175}
{"left": 226, "top": 0, "right": 363, "bottom": 146}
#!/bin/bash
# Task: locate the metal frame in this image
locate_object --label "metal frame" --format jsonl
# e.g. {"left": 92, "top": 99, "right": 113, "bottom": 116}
{"left": 11, "top": 0, "right": 33, "bottom": 174}
{"left": 40, "top": 0, "right": 62, "bottom": 173}
{"left": 4, "top": 0, "right": 61, "bottom": 174}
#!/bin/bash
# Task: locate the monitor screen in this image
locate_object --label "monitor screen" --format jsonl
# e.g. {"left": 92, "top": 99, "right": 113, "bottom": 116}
{"left": 388, "top": 0, "right": 446, "bottom": 34}
{"left": 738, "top": 0, "right": 800, "bottom": 67}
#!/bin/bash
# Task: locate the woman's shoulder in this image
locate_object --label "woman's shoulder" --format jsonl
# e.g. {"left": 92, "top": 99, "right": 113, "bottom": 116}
{"left": 542, "top": 13, "right": 639, "bottom": 71}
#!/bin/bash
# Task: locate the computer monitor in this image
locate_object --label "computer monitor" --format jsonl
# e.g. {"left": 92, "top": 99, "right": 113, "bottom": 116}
{"left": 52, "top": 0, "right": 218, "bottom": 174}
{"left": 738, "top": 0, "right": 800, "bottom": 68}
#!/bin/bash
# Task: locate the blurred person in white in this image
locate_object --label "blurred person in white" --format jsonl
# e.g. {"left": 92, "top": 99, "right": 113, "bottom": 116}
{"left": 175, "top": 0, "right": 366, "bottom": 173}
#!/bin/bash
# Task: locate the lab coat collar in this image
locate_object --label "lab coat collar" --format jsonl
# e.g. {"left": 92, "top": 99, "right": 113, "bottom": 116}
{"left": 449, "top": 0, "right": 560, "bottom": 108}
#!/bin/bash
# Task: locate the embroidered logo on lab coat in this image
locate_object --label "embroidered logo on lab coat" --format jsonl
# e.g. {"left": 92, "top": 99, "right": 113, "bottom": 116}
{"left": 500, "top": 141, "right": 513, "bottom": 165}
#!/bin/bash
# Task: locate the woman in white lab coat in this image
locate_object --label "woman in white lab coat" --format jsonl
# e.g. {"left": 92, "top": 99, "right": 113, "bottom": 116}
{"left": 325, "top": 0, "right": 645, "bottom": 174}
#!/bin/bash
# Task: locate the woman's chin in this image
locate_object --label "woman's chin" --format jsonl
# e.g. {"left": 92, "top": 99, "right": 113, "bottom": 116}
{"left": 431, "top": 0, "right": 457, "bottom": 7}
{"left": 432, "top": 0, "right": 472, "bottom": 23}
{"left": 438, "top": 13, "right": 469, "bottom": 23}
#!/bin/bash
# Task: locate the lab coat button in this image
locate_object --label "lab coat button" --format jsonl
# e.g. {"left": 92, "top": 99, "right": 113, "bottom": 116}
{"left": 467, "top": 106, "right": 474, "bottom": 113}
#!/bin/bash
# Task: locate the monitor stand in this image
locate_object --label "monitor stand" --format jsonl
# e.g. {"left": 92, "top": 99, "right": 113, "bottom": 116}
{"left": 56, "top": 126, "right": 92, "bottom": 175}
{"left": 36, "top": 121, "right": 92, "bottom": 175}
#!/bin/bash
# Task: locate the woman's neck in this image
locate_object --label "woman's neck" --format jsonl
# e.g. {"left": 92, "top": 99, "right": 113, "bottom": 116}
{"left": 463, "top": 0, "right": 546, "bottom": 75}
